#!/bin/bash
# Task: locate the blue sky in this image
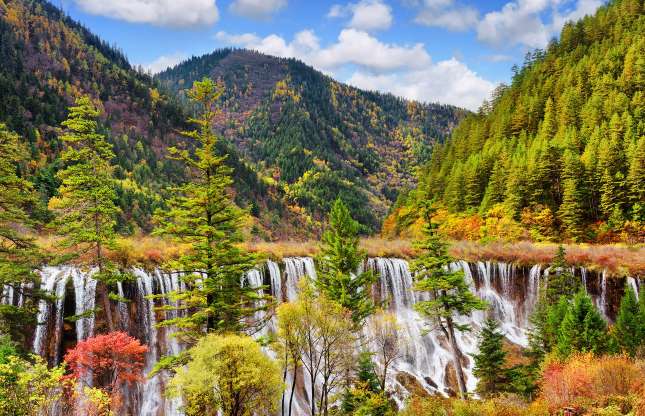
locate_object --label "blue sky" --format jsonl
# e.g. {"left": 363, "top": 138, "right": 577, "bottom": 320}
{"left": 61, "top": 0, "right": 605, "bottom": 110}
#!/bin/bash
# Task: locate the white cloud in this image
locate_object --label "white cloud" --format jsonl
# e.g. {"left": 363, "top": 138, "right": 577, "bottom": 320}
{"left": 73, "top": 0, "right": 219, "bottom": 28}
{"left": 214, "top": 31, "right": 261, "bottom": 45}
{"left": 414, "top": 0, "right": 479, "bottom": 32}
{"left": 327, "top": 0, "right": 393, "bottom": 32}
{"left": 477, "top": 0, "right": 551, "bottom": 48}
{"left": 347, "top": 58, "right": 495, "bottom": 110}
{"left": 215, "top": 28, "right": 430, "bottom": 72}
{"left": 215, "top": 28, "right": 492, "bottom": 110}
{"left": 143, "top": 53, "right": 186, "bottom": 74}
{"left": 229, "top": 0, "right": 286, "bottom": 20}
{"left": 477, "top": 0, "right": 604, "bottom": 49}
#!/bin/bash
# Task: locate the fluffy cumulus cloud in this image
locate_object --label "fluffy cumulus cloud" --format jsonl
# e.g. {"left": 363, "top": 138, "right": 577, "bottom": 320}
{"left": 327, "top": 0, "right": 393, "bottom": 32}
{"left": 477, "top": 0, "right": 604, "bottom": 48}
{"left": 215, "top": 28, "right": 493, "bottom": 110}
{"left": 229, "top": 0, "right": 287, "bottom": 20}
{"left": 347, "top": 58, "right": 495, "bottom": 110}
{"left": 143, "top": 53, "right": 187, "bottom": 74}
{"left": 73, "top": 0, "right": 219, "bottom": 27}
{"left": 216, "top": 28, "right": 429, "bottom": 72}
{"left": 413, "top": 0, "right": 479, "bottom": 32}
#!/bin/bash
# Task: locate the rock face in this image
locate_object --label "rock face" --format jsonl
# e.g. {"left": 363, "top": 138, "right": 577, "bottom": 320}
{"left": 4, "top": 258, "right": 641, "bottom": 415}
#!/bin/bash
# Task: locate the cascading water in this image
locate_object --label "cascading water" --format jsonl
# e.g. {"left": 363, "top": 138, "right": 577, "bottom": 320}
{"left": 27, "top": 257, "right": 635, "bottom": 415}
{"left": 72, "top": 269, "right": 97, "bottom": 341}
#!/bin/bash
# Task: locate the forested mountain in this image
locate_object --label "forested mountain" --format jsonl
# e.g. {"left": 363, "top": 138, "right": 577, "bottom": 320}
{"left": 0, "top": 0, "right": 466, "bottom": 237}
{"left": 0, "top": 0, "right": 301, "bottom": 237}
{"left": 157, "top": 50, "right": 466, "bottom": 231}
{"left": 386, "top": 0, "right": 644, "bottom": 243}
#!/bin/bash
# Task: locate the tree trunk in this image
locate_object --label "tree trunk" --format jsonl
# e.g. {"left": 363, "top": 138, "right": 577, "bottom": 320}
{"left": 288, "top": 363, "right": 298, "bottom": 416}
{"left": 310, "top": 371, "right": 316, "bottom": 416}
{"left": 96, "top": 240, "right": 115, "bottom": 332}
{"left": 281, "top": 348, "right": 288, "bottom": 416}
{"left": 444, "top": 316, "right": 467, "bottom": 398}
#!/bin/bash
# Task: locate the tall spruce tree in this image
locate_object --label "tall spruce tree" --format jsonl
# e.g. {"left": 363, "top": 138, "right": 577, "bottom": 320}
{"left": 48, "top": 97, "right": 120, "bottom": 331}
{"left": 316, "top": 198, "right": 376, "bottom": 325}
{"left": 557, "top": 290, "right": 610, "bottom": 358}
{"left": 411, "top": 205, "right": 487, "bottom": 398}
{"left": 614, "top": 284, "right": 643, "bottom": 357}
{"left": 153, "top": 78, "right": 260, "bottom": 337}
{"left": 0, "top": 124, "right": 44, "bottom": 343}
{"left": 472, "top": 318, "right": 508, "bottom": 397}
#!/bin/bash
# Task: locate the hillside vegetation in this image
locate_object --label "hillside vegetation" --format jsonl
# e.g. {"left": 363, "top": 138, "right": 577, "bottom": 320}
{"left": 386, "top": 0, "right": 644, "bottom": 244}
{"left": 157, "top": 49, "right": 466, "bottom": 231}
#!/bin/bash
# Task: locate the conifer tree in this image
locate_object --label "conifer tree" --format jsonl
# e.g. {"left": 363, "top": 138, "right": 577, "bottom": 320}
{"left": 627, "top": 136, "right": 645, "bottom": 221}
{"left": 557, "top": 290, "right": 610, "bottom": 358}
{"left": 545, "top": 246, "right": 579, "bottom": 305}
{"left": 411, "top": 205, "right": 487, "bottom": 398}
{"left": 614, "top": 284, "right": 643, "bottom": 357}
{"left": 154, "top": 79, "right": 259, "bottom": 336}
{"left": 472, "top": 318, "right": 508, "bottom": 397}
{"left": 0, "top": 124, "right": 44, "bottom": 342}
{"left": 316, "top": 198, "right": 376, "bottom": 325}
{"left": 48, "top": 97, "right": 120, "bottom": 331}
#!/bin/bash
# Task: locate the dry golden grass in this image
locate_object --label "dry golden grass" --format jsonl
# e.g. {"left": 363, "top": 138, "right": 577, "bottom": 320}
{"left": 35, "top": 234, "right": 644, "bottom": 276}
{"left": 449, "top": 240, "right": 645, "bottom": 276}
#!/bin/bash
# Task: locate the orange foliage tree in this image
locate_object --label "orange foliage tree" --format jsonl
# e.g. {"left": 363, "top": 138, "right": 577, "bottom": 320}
{"left": 63, "top": 332, "right": 148, "bottom": 409}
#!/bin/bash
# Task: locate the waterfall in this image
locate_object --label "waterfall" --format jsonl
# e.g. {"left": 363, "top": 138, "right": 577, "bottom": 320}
{"left": 283, "top": 257, "right": 316, "bottom": 301}
{"left": 116, "top": 281, "right": 130, "bottom": 331}
{"left": 26, "top": 258, "right": 638, "bottom": 415}
{"left": 33, "top": 267, "right": 71, "bottom": 357}
{"left": 72, "top": 269, "right": 97, "bottom": 341}
{"left": 136, "top": 269, "right": 164, "bottom": 416}
{"left": 627, "top": 277, "right": 639, "bottom": 300}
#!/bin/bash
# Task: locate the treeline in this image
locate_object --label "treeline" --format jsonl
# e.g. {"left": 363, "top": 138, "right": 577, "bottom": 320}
{"left": 390, "top": 0, "right": 644, "bottom": 243}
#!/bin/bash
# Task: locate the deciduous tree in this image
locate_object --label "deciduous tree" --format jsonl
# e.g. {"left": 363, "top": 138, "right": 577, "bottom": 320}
{"left": 167, "top": 333, "right": 283, "bottom": 416}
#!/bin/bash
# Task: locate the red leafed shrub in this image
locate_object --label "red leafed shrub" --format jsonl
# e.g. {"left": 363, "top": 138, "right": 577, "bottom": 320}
{"left": 540, "top": 353, "right": 645, "bottom": 412}
{"left": 64, "top": 331, "right": 148, "bottom": 394}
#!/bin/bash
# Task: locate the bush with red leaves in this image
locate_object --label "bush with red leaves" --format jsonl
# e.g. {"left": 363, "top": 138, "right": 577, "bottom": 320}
{"left": 63, "top": 331, "right": 148, "bottom": 399}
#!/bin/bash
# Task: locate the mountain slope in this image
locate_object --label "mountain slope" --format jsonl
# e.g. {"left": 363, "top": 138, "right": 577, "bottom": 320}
{"left": 0, "top": 0, "right": 305, "bottom": 237}
{"left": 386, "top": 0, "right": 644, "bottom": 243}
{"left": 157, "top": 50, "right": 467, "bottom": 231}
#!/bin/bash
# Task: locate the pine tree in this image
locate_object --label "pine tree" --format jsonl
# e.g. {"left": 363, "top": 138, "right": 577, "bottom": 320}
{"left": 0, "top": 124, "right": 44, "bottom": 343}
{"left": 316, "top": 198, "right": 376, "bottom": 325}
{"left": 153, "top": 79, "right": 259, "bottom": 336}
{"left": 626, "top": 136, "right": 645, "bottom": 221}
{"left": 559, "top": 151, "right": 587, "bottom": 240}
{"left": 472, "top": 318, "right": 508, "bottom": 397}
{"left": 411, "top": 205, "right": 487, "bottom": 398}
{"left": 545, "top": 246, "right": 579, "bottom": 305}
{"left": 557, "top": 290, "right": 610, "bottom": 358}
{"left": 614, "top": 284, "right": 643, "bottom": 357}
{"left": 48, "top": 97, "right": 120, "bottom": 331}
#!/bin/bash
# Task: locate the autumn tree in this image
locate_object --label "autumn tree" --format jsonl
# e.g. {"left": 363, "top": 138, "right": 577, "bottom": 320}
{"left": 275, "top": 280, "right": 356, "bottom": 416}
{"left": 368, "top": 310, "right": 402, "bottom": 391}
{"left": 274, "top": 301, "right": 303, "bottom": 416}
{"left": 63, "top": 331, "right": 147, "bottom": 412}
{"left": 316, "top": 198, "right": 376, "bottom": 325}
{"left": 153, "top": 78, "right": 260, "bottom": 337}
{"left": 48, "top": 97, "right": 120, "bottom": 331}
{"left": 0, "top": 336, "right": 65, "bottom": 416}
{"left": 411, "top": 205, "right": 487, "bottom": 398}
{"left": 167, "top": 333, "right": 283, "bottom": 416}
{"left": 0, "top": 124, "right": 44, "bottom": 343}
